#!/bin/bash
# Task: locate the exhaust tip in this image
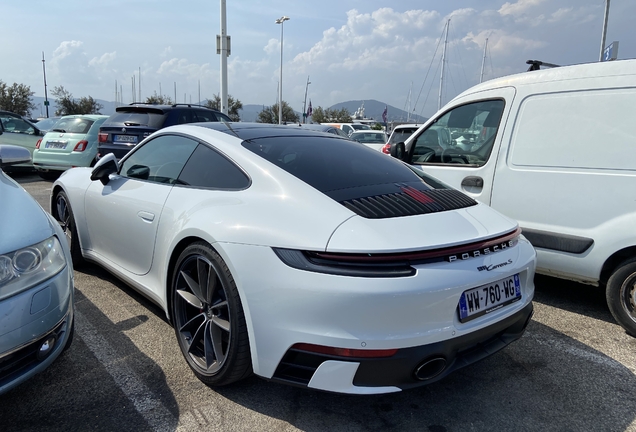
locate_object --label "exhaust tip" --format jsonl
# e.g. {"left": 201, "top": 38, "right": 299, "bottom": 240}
{"left": 414, "top": 357, "right": 447, "bottom": 381}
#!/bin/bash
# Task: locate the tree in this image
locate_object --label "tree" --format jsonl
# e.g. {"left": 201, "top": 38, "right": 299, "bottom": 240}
{"left": 145, "top": 92, "right": 173, "bottom": 105}
{"left": 52, "top": 86, "right": 103, "bottom": 115}
{"left": 257, "top": 101, "right": 299, "bottom": 124}
{"left": 307, "top": 106, "right": 351, "bottom": 123}
{"left": 310, "top": 106, "right": 327, "bottom": 123}
{"left": 371, "top": 123, "right": 383, "bottom": 130}
{"left": 0, "top": 80, "right": 35, "bottom": 117}
{"left": 204, "top": 94, "right": 243, "bottom": 122}
{"left": 332, "top": 107, "right": 352, "bottom": 122}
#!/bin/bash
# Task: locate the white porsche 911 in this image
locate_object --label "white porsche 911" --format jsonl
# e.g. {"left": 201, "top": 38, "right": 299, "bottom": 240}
{"left": 51, "top": 122, "right": 535, "bottom": 394}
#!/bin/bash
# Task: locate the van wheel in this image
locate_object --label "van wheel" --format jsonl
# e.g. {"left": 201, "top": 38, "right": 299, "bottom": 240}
{"left": 606, "top": 258, "right": 636, "bottom": 337}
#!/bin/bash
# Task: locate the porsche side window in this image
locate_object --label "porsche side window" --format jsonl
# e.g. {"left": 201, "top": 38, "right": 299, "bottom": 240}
{"left": 120, "top": 135, "right": 198, "bottom": 184}
{"left": 411, "top": 99, "right": 504, "bottom": 167}
{"left": 178, "top": 144, "right": 250, "bottom": 189}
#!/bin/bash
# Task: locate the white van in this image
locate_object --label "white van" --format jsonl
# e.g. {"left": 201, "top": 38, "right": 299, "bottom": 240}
{"left": 391, "top": 59, "right": 636, "bottom": 335}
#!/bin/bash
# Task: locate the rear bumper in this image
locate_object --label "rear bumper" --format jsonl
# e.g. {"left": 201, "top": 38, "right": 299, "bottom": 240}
{"left": 271, "top": 301, "right": 533, "bottom": 394}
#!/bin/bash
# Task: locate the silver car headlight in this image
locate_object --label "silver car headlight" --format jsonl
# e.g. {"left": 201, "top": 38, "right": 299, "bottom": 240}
{"left": 0, "top": 236, "right": 67, "bottom": 300}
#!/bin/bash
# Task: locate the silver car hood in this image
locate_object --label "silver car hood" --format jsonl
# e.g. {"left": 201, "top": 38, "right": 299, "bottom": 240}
{"left": 0, "top": 172, "right": 55, "bottom": 254}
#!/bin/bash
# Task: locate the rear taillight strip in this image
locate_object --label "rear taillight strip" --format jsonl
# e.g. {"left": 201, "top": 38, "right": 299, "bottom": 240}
{"left": 311, "top": 227, "right": 522, "bottom": 263}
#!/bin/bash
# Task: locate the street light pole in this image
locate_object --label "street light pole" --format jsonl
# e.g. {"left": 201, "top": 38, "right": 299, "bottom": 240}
{"left": 275, "top": 16, "right": 290, "bottom": 124}
{"left": 302, "top": 75, "right": 310, "bottom": 123}
{"left": 42, "top": 52, "right": 49, "bottom": 118}
{"left": 218, "top": 0, "right": 230, "bottom": 115}
{"left": 599, "top": 0, "right": 611, "bottom": 61}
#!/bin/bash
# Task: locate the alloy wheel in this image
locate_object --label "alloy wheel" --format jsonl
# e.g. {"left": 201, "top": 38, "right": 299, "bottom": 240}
{"left": 174, "top": 254, "right": 231, "bottom": 375}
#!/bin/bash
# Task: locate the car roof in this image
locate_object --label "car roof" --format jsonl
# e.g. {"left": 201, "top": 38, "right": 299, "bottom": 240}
{"left": 188, "top": 122, "right": 352, "bottom": 141}
{"left": 59, "top": 114, "right": 109, "bottom": 120}
{"left": 392, "top": 124, "right": 421, "bottom": 130}
{"left": 115, "top": 103, "right": 224, "bottom": 114}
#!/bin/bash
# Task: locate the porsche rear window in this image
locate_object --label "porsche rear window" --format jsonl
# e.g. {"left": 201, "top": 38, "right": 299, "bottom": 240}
{"left": 242, "top": 136, "right": 447, "bottom": 196}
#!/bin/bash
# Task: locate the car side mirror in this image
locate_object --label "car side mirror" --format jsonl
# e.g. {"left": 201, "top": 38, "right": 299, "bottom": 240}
{"left": 90, "top": 153, "right": 118, "bottom": 185}
{"left": 0, "top": 145, "right": 31, "bottom": 167}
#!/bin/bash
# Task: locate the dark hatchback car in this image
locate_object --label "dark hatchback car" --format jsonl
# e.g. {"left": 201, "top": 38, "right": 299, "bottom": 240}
{"left": 98, "top": 103, "right": 232, "bottom": 160}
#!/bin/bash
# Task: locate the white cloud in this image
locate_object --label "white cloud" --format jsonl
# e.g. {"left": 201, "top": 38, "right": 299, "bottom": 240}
{"left": 52, "top": 40, "right": 84, "bottom": 63}
{"left": 156, "top": 58, "right": 214, "bottom": 84}
{"left": 161, "top": 46, "right": 172, "bottom": 58}
{"left": 290, "top": 8, "right": 440, "bottom": 75}
{"left": 89, "top": 52, "right": 117, "bottom": 67}
{"left": 498, "top": 0, "right": 547, "bottom": 17}
{"left": 264, "top": 38, "right": 279, "bottom": 55}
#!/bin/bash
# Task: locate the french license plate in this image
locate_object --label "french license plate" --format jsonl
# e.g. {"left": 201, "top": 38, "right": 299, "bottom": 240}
{"left": 113, "top": 134, "right": 138, "bottom": 143}
{"left": 45, "top": 141, "right": 67, "bottom": 149}
{"left": 458, "top": 274, "right": 521, "bottom": 322}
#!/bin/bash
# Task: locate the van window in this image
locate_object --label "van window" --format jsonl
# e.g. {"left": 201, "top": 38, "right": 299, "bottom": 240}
{"left": 510, "top": 89, "right": 636, "bottom": 170}
{"left": 411, "top": 100, "right": 504, "bottom": 167}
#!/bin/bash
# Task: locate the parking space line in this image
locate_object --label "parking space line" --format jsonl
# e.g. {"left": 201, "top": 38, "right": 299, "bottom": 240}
{"left": 75, "top": 310, "right": 177, "bottom": 432}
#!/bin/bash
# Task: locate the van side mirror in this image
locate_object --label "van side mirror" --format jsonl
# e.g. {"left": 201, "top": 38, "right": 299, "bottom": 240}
{"left": 390, "top": 142, "right": 410, "bottom": 162}
{"left": 90, "top": 153, "right": 118, "bottom": 185}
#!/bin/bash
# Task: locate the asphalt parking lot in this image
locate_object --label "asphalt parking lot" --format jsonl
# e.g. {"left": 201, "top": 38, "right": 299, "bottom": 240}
{"left": 2, "top": 172, "right": 635, "bottom": 432}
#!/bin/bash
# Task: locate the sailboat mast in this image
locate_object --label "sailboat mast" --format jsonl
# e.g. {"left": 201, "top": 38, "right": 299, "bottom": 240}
{"left": 438, "top": 19, "right": 450, "bottom": 111}
{"left": 407, "top": 81, "right": 412, "bottom": 122}
{"left": 480, "top": 38, "right": 488, "bottom": 83}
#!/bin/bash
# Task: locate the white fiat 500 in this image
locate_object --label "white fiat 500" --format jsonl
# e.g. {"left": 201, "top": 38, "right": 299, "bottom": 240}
{"left": 51, "top": 123, "right": 535, "bottom": 394}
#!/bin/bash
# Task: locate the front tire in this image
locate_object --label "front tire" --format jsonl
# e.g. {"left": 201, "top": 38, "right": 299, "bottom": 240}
{"left": 171, "top": 242, "right": 252, "bottom": 386}
{"left": 54, "top": 190, "right": 85, "bottom": 268}
{"left": 606, "top": 258, "right": 636, "bottom": 337}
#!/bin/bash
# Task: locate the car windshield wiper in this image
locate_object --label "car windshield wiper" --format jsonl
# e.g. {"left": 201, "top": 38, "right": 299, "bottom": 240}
{"left": 52, "top": 128, "right": 66, "bottom": 133}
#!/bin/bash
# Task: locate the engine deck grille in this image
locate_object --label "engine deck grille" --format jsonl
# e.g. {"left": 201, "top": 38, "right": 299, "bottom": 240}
{"left": 341, "top": 188, "right": 477, "bottom": 219}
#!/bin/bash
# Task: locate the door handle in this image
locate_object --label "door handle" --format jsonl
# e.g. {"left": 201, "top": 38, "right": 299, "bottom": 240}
{"left": 137, "top": 211, "right": 155, "bottom": 222}
{"left": 461, "top": 176, "right": 484, "bottom": 188}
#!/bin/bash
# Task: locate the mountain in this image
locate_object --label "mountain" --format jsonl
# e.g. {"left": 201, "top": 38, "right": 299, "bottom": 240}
{"left": 27, "top": 97, "right": 426, "bottom": 124}
{"left": 328, "top": 99, "right": 428, "bottom": 123}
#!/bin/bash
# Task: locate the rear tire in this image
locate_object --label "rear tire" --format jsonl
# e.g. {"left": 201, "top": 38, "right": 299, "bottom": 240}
{"left": 38, "top": 171, "right": 60, "bottom": 181}
{"left": 606, "top": 258, "right": 636, "bottom": 337}
{"left": 53, "top": 190, "right": 85, "bottom": 268}
{"left": 171, "top": 242, "right": 252, "bottom": 386}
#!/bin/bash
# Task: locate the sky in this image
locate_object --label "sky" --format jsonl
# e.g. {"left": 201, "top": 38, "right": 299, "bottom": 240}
{"left": 1, "top": 0, "right": 634, "bottom": 118}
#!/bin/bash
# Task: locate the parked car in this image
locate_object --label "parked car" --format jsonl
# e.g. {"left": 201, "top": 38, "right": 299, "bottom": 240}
{"left": 35, "top": 117, "right": 62, "bottom": 133}
{"left": 52, "top": 122, "right": 535, "bottom": 394}
{"left": 0, "top": 145, "right": 74, "bottom": 395}
{"left": 287, "top": 123, "right": 350, "bottom": 138}
{"left": 381, "top": 124, "right": 422, "bottom": 154}
{"left": 349, "top": 130, "right": 389, "bottom": 151}
{"left": 0, "top": 111, "right": 45, "bottom": 169}
{"left": 33, "top": 114, "right": 109, "bottom": 180}
{"left": 321, "top": 122, "right": 371, "bottom": 136}
{"left": 97, "top": 103, "right": 232, "bottom": 160}
{"left": 390, "top": 58, "right": 636, "bottom": 336}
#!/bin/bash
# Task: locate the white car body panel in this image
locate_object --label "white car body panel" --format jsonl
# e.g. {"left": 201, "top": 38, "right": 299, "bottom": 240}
{"left": 52, "top": 124, "right": 536, "bottom": 394}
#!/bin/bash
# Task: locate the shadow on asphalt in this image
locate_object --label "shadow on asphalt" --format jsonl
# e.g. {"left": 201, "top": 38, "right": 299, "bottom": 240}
{"left": 212, "top": 320, "right": 636, "bottom": 431}
{"left": 0, "top": 282, "right": 178, "bottom": 432}
{"left": 532, "top": 274, "right": 615, "bottom": 325}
